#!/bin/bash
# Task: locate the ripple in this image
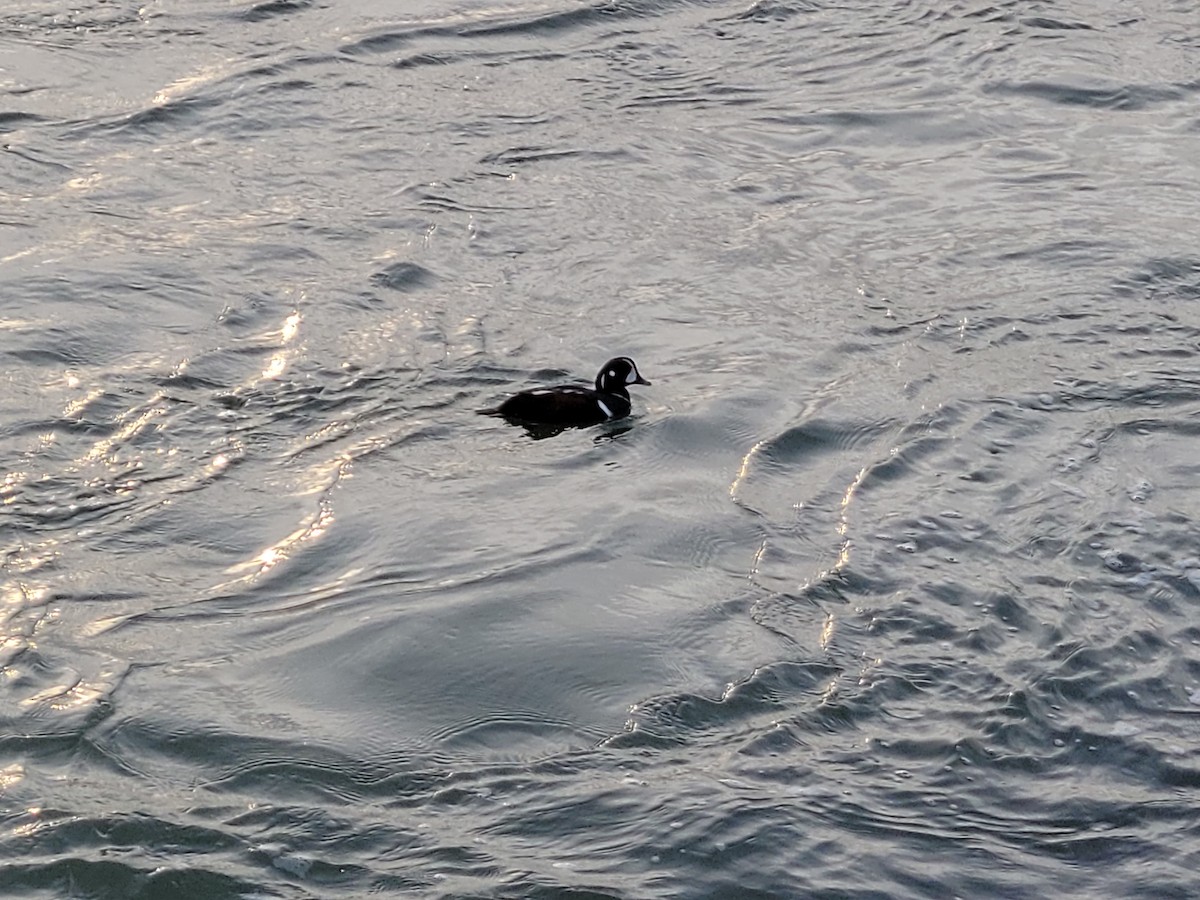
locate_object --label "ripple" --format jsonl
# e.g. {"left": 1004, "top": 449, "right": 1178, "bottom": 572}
{"left": 986, "top": 78, "right": 1190, "bottom": 111}
{"left": 236, "top": 0, "right": 313, "bottom": 24}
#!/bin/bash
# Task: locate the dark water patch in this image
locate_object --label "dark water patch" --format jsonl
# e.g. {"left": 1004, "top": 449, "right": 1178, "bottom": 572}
{"left": 456, "top": 2, "right": 649, "bottom": 40}
{"left": 1009, "top": 378, "right": 1200, "bottom": 415}
{"left": 1115, "top": 256, "right": 1200, "bottom": 300}
{"left": 497, "top": 888, "right": 627, "bottom": 900}
{"left": 340, "top": 26, "right": 416, "bottom": 57}
{"left": 626, "top": 660, "right": 842, "bottom": 742}
{"left": 370, "top": 261, "right": 436, "bottom": 292}
{"left": 79, "top": 95, "right": 226, "bottom": 140}
{"left": 392, "top": 180, "right": 543, "bottom": 215}
{"left": 481, "top": 145, "right": 635, "bottom": 166}
{"left": 0, "top": 858, "right": 259, "bottom": 900}
{"left": 995, "top": 167, "right": 1091, "bottom": 189}
{"left": 986, "top": 79, "right": 1188, "bottom": 111}
{"left": 375, "top": 45, "right": 575, "bottom": 84}
{"left": 854, "top": 431, "right": 953, "bottom": 489}
{"left": 4, "top": 484, "right": 138, "bottom": 531}
{"left": 150, "top": 369, "right": 232, "bottom": 393}
{"left": 341, "top": 2, "right": 632, "bottom": 59}
{"left": 248, "top": 77, "right": 318, "bottom": 97}
{"left": 2, "top": 809, "right": 241, "bottom": 858}
{"left": 725, "top": 0, "right": 824, "bottom": 25}
{"left": 434, "top": 711, "right": 595, "bottom": 755}
{"left": 1020, "top": 16, "right": 1095, "bottom": 31}
{"left": 738, "top": 416, "right": 897, "bottom": 469}
{"left": 4, "top": 343, "right": 89, "bottom": 369}
{"left": 0, "top": 111, "right": 45, "bottom": 128}
{"left": 393, "top": 52, "right": 458, "bottom": 70}
{"left": 863, "top": 595, "right": 972, "bottom": 645}
{"left": 622, "top": 80, "right": 764, "bottom": 111}
{"left": 995, "top": 237, "right": 1121, "bottom": 267}
{"left": 236, "top": 0, "right": 313, "bottom": 23}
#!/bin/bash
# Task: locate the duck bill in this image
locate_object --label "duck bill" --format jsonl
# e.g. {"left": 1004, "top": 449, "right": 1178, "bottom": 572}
{"left": 633, "top": 376, "right": 651, "bottom": 386}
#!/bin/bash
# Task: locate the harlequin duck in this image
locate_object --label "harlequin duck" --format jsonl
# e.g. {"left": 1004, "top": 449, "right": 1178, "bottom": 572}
{"left": 488, "top": 357, "right": 651, "bottom": 427}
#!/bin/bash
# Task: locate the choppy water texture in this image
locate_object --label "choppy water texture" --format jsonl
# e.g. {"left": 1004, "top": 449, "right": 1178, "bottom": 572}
{"left": 3, "top": 0, "right": 1200, "bottom": 896}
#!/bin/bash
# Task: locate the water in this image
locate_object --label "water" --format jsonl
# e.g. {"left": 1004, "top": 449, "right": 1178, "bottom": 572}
{"left": 3, "top": 0, "right": 1200, "bottom": 896}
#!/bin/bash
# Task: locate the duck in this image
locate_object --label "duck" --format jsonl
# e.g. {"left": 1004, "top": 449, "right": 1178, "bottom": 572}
{"left": 487, "top": 357, "right": 651, "bottom": 427}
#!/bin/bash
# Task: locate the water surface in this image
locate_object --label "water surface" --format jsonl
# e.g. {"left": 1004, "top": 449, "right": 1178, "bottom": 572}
{"left": 3, "top": 0, "right": 1200, "bottom": 897}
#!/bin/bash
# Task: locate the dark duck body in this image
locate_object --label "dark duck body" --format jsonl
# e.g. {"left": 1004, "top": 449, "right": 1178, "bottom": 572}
{"left": 491, "top": 357, "right": 650, "bottom": 427}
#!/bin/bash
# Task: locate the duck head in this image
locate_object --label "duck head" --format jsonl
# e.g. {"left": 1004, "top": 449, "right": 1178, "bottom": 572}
{"left": 595, "top": 357, "right": 651, "bottom": 394}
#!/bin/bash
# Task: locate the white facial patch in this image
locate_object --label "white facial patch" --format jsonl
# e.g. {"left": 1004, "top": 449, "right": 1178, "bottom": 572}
{"left": 596, "top": 399, "right": 613, "bottom": 418}
{"left": 625, "top": 367, "right": 639, "bottom": 384}
{"left": 608, "top": 370, "right": 617, "bottom": 379}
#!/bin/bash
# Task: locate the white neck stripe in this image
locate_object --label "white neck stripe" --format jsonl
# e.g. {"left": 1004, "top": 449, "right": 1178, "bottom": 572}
{"left": 596, "top": 398, "right": 613, "bottom": 418}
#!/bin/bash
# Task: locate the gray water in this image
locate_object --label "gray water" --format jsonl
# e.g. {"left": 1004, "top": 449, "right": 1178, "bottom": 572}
{"left": 3, "top": 0, "right": 1200, "bottom": 897}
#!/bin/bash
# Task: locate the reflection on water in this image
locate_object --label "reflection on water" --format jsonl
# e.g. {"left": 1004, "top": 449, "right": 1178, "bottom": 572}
{"left": 4, "top": 0, "right": 1200, "bottom": 896}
